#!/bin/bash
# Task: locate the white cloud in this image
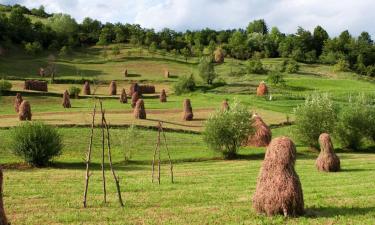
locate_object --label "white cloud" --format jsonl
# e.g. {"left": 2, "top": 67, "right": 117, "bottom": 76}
{"left": 1, "top": 0, "right": 375, "bottom": 37}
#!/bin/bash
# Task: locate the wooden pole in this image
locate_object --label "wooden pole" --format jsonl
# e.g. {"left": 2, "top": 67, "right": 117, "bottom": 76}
{"left": 151, "top": 133, "right": 158, "bottom": 183}
{"left": 160, "top": 122, "right": 174, "bottom": 183}
{"left": 157, "top": 124, "right": 161, "bottom": 185}
{"left": 100, "top": 101, "right": 107, "bottom": 203}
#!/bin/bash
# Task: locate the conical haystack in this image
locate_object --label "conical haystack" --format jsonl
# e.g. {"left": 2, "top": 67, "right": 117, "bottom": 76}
{"left": 62, "top": 90, "right": 71, "bottom": 108}
{"left": 131, "top": 92, "right": 139, "bottom": 108}
{"left": 18, "top": 100, "right": 32, "bottom": 121}
{"left": 160, "top": 89, "right": 167, "bottom": 102}
{"left": 134, "top": 99, "right": 146, "bottom": 119}
{"left": 0, "top": 168, "right": 8, "bottom": 225}
{"left": 109, "top": 81, "right": 117, "bottom": 95}
{"left": 83, "top": 81, "right": 91, "bottom": 95}
{"left": 252, "top": 137, "right": 304, "bottom": 217}
{"left": 214, "top": 48, "right": 224, "bottom": 63}
{"left": 257, "top": 81, "right": 268, "bottom": 96}
{"left": 120, "top": 88, "right": 127, "bottom": 103}
{"left": 183, "top": 99, "right": 193, "bottom": 121}
{"left": 316, "top": 133, "right": 340, "bottom": 172}
{"left": 130, "top": 83, "right": 140, "bottom": 96}
{"left": 14, "top": 93, "right": 23, "bottom": 113}
{"left": 244, "top": 114, "right": 272, "bottom": 147}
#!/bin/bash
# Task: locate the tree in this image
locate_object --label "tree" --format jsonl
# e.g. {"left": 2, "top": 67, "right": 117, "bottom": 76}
{"left": 228, "top": 31, "right": 249, "bottom": 59}
{"left": 198, "top": 57, "right": 216, "bottom": 85}
{"left": 47, "top": 13, "right": 78, "bottom": 36}
{"left": 247, "top": 19, "right": 268, "bottom": 35}
{"left": 180, "top": 47, "right": 191, "bottom": 62}
{"left": 313, "top": 25, "right": 329, "bottom": 56}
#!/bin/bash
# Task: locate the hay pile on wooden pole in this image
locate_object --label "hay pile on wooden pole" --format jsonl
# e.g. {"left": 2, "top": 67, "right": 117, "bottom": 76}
{"left": 214, "top": 48, "right": 224, "bottom": 63}
{"left": 109, "top": 81, "right": 117, "bottom": 95}
{"left": 160, "top": 89, "right": 167, "bottom": 102}
{"left": 183, "top": 99, "right": 193, "bottom": 121}
{"left": 221, "top": 99, "right": 229, "bottom": 111}
{"left": 134, "top": 99, "right": 146, "bottom": 119}
{"left": 119, "top": 88, "right": 127, "bottom": 103}
{"left": 14, "top": 93, "right": 23, "bottom": 113}
{"left": 252, "top": 137, "right": 304, "bottom": 217}
{"left": 0, "top": 167, "right": 8, "bottom": 225}
{"left": 131, "top": 92, "right": 139, "bottom": 108}
{"left": 244, "top": 114, "right": 272, "bottom": 147}
{"left": 256, "top": 81, "right": 268, "bottom": 96}
{"left": 316, "top": 133, "right": 340, "bottom": 172}
{"left": 83, "top": 81, "right": 91, "bottom": 95}
{"left": 18, "top": 100, "right": 32, "bottom": 121}
{"left": 62, "top": 90, "right": 71, "bottom": 108}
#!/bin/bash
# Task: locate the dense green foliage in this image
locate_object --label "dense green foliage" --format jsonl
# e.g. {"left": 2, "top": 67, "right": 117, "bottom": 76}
{"left": 198, "top": 57, "right": 216, "bottom": 84}
{"left": 280, "top": 59, "right": 300, "bottom": 73}
{"left": 246, "top": 59, "right": 266, "bottom": 74}
{"left": 173, "top": 74, "right": 196, "bottom": 95}
{"left": 267, "top": 71, "right": 285, "bottom": 86}
{"left": 0, "top": 79, "right": 12, "bottom": 92}
{"left": 68, "top": 86, "right": 81, "bottom": 98}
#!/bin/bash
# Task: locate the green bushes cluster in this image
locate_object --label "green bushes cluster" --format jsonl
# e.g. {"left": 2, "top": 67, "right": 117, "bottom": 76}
{"left": 246, "top": 59, "right": 266, "bottom": 74}
{"left": 173, "top": 74, "right": 196, "bottom": 95}
{"left": 267, "top": 71, "right": 285, "bottom": 86}
{"left": 68, "top": 86, "right": 81, "bottom": 98}
{"left": 280, "top": 59, "right": 300, "bottom": 73}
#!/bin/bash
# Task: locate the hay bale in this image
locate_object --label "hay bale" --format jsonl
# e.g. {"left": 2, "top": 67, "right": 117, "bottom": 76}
{"left": 0, "top": 167, "right": 8, "bottom": 225}
{"left": 316, "top": 133, "right": 340, "bottom": 172}
{"left": 129, "top": 83, "right": 140, "bottom": 96}
{"left": 256, "top": 81, "right": 268, "bottom": 96}
{"left": 164, "top": 70, "right": 170, "bottom": 79}
{"left": 244, "top": 114, "right": 272, "bottom": 147}
{"left": 134, "top": 99, "right": 146, "bottom": 119}
{"left": 83, "top": 81, "right": 91, "bottom": 95}
{"left": 14, "top": 93, "right": 23, "bottom": 113}
{"left": 139, "top": 85, "right": 155, "bottom": 94}
{"left": 24, "top": 80, "right": 48, "bottom": 92}
{"left": 221, "top": 99, "right": 229, "bottom": 111}
{"left": 183, "top": 99, "right": 193, "bottom": 121}
{"left": 252, "top": 137, "right": 304, "bottom": 217}
{"left": 18, "top": 100, "right": 32, "bottom": 121}
{"left": 131, "top": 91, "right": 139, "bottom": 108}
{"left": 214, "top": 48, "right": 224, "bottom": 63}
{"left": 160, "top": 89, "right": 167, "bottom": 102}
{"left": 62, "top": 90, "right": 71, "bottom": 108}
{"left": 120, "top": 88, "right": 127, "bottom": 103}
{"left": 109, "top": 81, "right": 117, "bottom": 95}
{"left": 124, "top": 69, "right": 128, "bottom": 78}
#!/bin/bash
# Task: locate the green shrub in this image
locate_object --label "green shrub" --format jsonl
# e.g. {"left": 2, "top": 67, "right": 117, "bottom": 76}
{"left": 294, "top": 93, "right": 337, "bottom": 149}
{"left": 366, "top": 65, "right": 375, "bottom": 77}
{"left": 281, "top": 59, "right": 300, "bottom": 73}
{"left": 267, "top": 71, "right": 285, "bottom": 86}
{"left": 0, "top": 79, "right": 12, "bottom": 92}
{"left": 10, "top": 122, "right": 63, "bottom": 166}
{"left": 115, "top": 125, "right": 142, "bottom": 161}
{"left": 59, "top": 46, "right": 71, "bottom": 57}
{"left": 246, "top": 59, "right": 266, "bottom": 74}
{"left": 333, "top": 59, "right": 350, "bottom": 72}
{"left": 24, "top": 41, "right": 42, "bottom": 55}
{"left": 203, "top": 101, "right": 253, "bottom": 159}
{"left": 198, "top": 57, "right": 216, "bottom": 85}
{"left": 68, "top": 86, "right": 81, "bottom": 98}
{"left": 173, "top": 74, "right": 196, "bottom": 95}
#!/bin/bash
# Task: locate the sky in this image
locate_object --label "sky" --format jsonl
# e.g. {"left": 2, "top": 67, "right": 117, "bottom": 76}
{"left": 1, "top": 0, "right": 374, "bottom": 37}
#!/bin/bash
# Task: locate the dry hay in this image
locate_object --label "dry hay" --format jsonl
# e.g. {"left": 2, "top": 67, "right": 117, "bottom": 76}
{"left": 134, "top": 99, "right": 146, "bottom": 119}
{"left": 160, "top": 89, "right": 167, "bottom": 102}
{"left": 0, "top": 167, "right": 8, "bottom": 225}
{"left": 139, "top": 85, "right": 156, "bottom": 94}
{"left": 131, "top": 91, "right": 139, "bottom": 108}
{"left": 164, "top": 70, "right": 170, "bottom": 78}
{"left": 14, "top": 93, "right": 23, "bottom": 113}
{"left": 130, "top": 83, "right": 140, "bottom": 96}
{"left": 39, "top": 67, "right": 45, "bottom": 77}
{"left": 83, "top": 81, "right": 91, "bottom": 95}
{"left": 256, "top": 81, "right": 268, "bottom": 96}
{"left": 183, "top": 99, "right": 193, "bottom": 121}
{"left": 252, "top": 137, "right": 304, "bottom": 217}
{"left": 120, "top": 88, "right": 128, "bottom": 103}
{"left": 109, "top": 81, "right": 117, "bottom": 95}
{"left": 221, "top": 99, "right": 229, "bottom": 111}
{"left": 124, "top": 69, "right": 128, "bottom": 78}
{"left": 18, "top": 100, "right": 32, "bottom": 121}
{"left": 316, "top": 133, "right": 340, "bottom": 172}
{"left": 62, "top": 90, "right": 71, "bottom": 108}
{"left": 24, "top": 80, "right": 48, "bottom": 92}
{"left": 244, "top": 114, "right": 272, "bottom": 147}
{"left": 214, "top": 48, "right": 224, "bottom": 63}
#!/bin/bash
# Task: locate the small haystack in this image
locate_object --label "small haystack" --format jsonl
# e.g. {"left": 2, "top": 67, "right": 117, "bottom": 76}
{"left": 160, "top": 89, "right": 167, "bottom": 102}
{"left": 252, "top": 137, "right": 304, "bottom": 217}
{"left": 134, "top": 99, "right": 146, "bottom": 119}
{"left": 120, "top": 88, "right": 127, "bottom": 103}
{"left": 214, "top": 48, "right": 225, "bottom": 63}
{"left": 130, "top": 83, "right": 140, "bottom": 96}
{"left": 83, "top": 81, "right": 91, "bottom": 95}
{"left": 131, "top": 92, "right": 139, "bottom": 108}
{"left": 245, "top": 114, "right": 272, "bottom": 147}
{"left": 164, "top": 70, "right": 170, "bottom": 79}
{"left": 183, "top": 99, "right": 193, "bottom": 121}
{"left": 14, "top": 93, "right": 23, "bottom": 113}
{"left": 0, "top": 167, "right": 8, "bottom": 225}
{"left": 316, "top": 133, "right": 340, "bottom": 172}
{"left": 124, "top": 69, "right": 128, "bottom": 78}
{"left": 18, "top": 100, "right": 32, "bottom": 121}
{"left": 62, "top": 90, "right": 71, "bottom": 108}
{"left": 109, "top": 81, "right": 117, "bottom": 95}
{"left": 221, "top": 99, "right": 229, "bottom": 111}
{"left": 139, "top": 85, "right": 156, "bottom": 94}
{"left": 256, "top": 81, "right": 268, "bottom": 96}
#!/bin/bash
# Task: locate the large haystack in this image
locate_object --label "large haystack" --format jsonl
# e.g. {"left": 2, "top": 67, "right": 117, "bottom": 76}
{"left": 83, "top": 81, "right": 91, "bottom": 95}
{"left": 316, "top": 133, "right": 340, "bottom": 172}
{"left": 245, "top": 114, "right": 272, "bottom": 147}
{"left": 160, "top": 89, "right": 167, "bottom": 102}
{"left": 183, "top": 99, "right": 193, "bottom": 121}
{"left": 131, "top": 92, "right": 139, "bottom": 108}
{"left": 62, "top": 90, "right": 71, "bottom": 108}
{"left": 109, "top": 81, "right": 117, "bottom": 95}
{"left": 214, "top": 48, "right": 225, "bottom": 63}
{"left": 256, "top": 81, "right": 268, "bottom": 96}
{"left": 18, "top": 100, "right": 32, "bottom": 121}
{"left": 164, "top": 70, "right": 170, "bottom": 79}
{"left": 130, "top": 83, "right": 140, "bottom": 96}
{"left": 221, "top": 99, "right": 229, "bottom": 111}
{"left": 14, "top": 93, "right": 23, "bottom": 113}
{"left": 252, "top": 137, "right": 304, "bottom": 217}
{"left": 120, "top": 88, "right": 127, "bottom": 103}
{"left": 0, "top": 168, "right": 8, "bottom": 225}
{"left": 134, "top": 99, "right": 146, "bottom": 119}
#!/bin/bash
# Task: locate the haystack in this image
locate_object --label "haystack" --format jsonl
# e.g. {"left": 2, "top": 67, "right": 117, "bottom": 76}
{"left": 62, "top": 90, "right": 71, "bottom": 108}
{"left": 221, "top": 99, "right": 229, "bottom": 111}
{"left": 24, "top": 80, "right": 48, "bottom": 92}
{"left": 124, "top": 69, "right": 128, "bottom": 78}
{"left": 164, "top": 70, "right": 170, "bottom": 79}
{"left": 160, "top": 89, "right": 167, "bottom": 102}
{"left": 134, "top": 99, "right": 146, "bottom": 119}
{"left": 109, "top": 81, "right": 117, "bottom": 95}
{"left": 214, "top": 48, "right": 224, "bottom": 63}
{"left": 183, "top": 99, "right": 193, "bottom": 121}
{"left": 252, "top": 137, "right": 304, "bottom": 217}
{"left": 120, "top": 88, "right": 127, "bottom": 103}
{"left": 14, "top": 93, "right": 23, "bottom": 113}
{"left": 139, "top": 85, "right": 155, "bottom": 94}
{"left": 316, "top": 133, "right": 340, "bottom": 172}
{"left": 18, "top": 100, "right": 32, "bottom": 121}
{"left": 130, "top": 83, "right": 140, "bottom": 96}
{"left": 0, "top": 168, "right": 8, "bottom": 225}
{"left": 256, "top": 81, "right": 268, "bottom": 96}
{"left": 245, "top": 114, "right": 272, "bottom": 147}
{"left": 83, "top": 81, "right": 90, "bottom": 95}
{"left": 131, "top": 92, "right": 139, "bottom": 108}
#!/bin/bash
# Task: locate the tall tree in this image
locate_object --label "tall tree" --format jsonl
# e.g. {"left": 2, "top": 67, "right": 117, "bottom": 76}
{"left": 247, "top": 19, "right": 268, "bottom": 35}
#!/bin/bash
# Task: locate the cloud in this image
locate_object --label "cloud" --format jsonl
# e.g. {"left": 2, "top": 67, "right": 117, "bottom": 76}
{"left": 1, "top": 0, "right": 375, "bottom": 37}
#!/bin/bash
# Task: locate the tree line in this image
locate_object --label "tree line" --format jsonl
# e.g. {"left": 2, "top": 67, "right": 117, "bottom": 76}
{"left": 0, "top": 4, "right": 374, "bottom": 76}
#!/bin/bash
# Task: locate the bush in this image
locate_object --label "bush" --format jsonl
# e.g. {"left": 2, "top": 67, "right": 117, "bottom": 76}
{"left": 10, "top": 122, "right": 63, "bottom": 166}
{"left": 293, "top": 93, "right": 337, "bottom": 149}
{"left": 115, "top": 125, "right": 141, "bottom": 161}
{"left": 173, "top": 74, "right": 196, "bottom": 95}
{"left": 68, "top": 86, "right": 81, "bottom": 98}
{"left": 366, "top": 65, "right": 375, "bottom": 77}
{"left": 203, "top": 101, "right": 253, "bottom": 159}
{"left": 24, "top": 41, "right": 42, "bottom": 55}
{"left": 333, "top": 59, "right": 350, "bottom": 72}
{"left": 267, "top": 71, "right": 285, "bottom": 86}
{"left": 0, "top": 79, "right": 12, "bottom": 92}
{"left": 246, "top": 59, "right": 266, "bottom": 74}
{"left": 112, "top": 46, "right": 120, "bottom": 55}
{"left": 198, "top": 57, "right": 216, "bottom": 85}
{"left": 280, "top": 59, "right": 300, "bottom": 73}
{"left": 59, "top": 46, "right": 71, "bottom": 57}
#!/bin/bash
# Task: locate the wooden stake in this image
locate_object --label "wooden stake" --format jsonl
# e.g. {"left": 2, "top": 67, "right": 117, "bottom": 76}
{"left": 100, "top": 101, "right": 107, "bottom": 203}
{"left": 160, "top": 122, "right": 174, "bottom": 183}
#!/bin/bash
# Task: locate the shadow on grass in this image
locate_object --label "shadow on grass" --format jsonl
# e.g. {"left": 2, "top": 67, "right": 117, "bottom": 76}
{"left": 305, "top": 206, "right": 375, "bottom": 218}
{"left": 126, "top": 73, "right": 141, "bottom": 77}
{"left": 236, "top": 152, "right": 317, "bottom": 161}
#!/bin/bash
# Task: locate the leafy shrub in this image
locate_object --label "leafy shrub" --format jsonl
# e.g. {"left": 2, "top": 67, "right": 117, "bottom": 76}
{"left": 112, "top": 46, "right": 120, "bottom": 55}
{"left": 24, "top": 41, "right": 42, "bottom": 55}
{"left": 203, "top": 101, "right": 253, "bottom": 159}
{"left": 366, "top": 65, "right": 375, "bottom": 77}
{"left": 333, "top": 59, "right": 350, "bottom": 72}
{"left": 115, "top": 125, "right": 142, "bottom": 161}
{"left": 246, "top": 59, "right": 266, "bottom": 74}
{"left": 68, "top": 86, "right": 81, "bottom": 98}
{"left": 267, "top": 71, "right": 285, "bottom": 86}
{"left": 198, "top": 57, "right": 216, "bottom": 85}
{"left": 10, "top": 122, "right": 63, "bottom": 166}
{"left": 294, "top": 93, "right": 337, "bottom": 149}
{"left": 281, "top": 59, "right": 300, "bottom": 73}
{"left": 173, "top": 74, "right": 196, "bottom": 95}
{"left": 59, "top": 46, "right": 71, "bottom": 57}
{"left": 0, "top": 79, "right": 12, "bottom": 92}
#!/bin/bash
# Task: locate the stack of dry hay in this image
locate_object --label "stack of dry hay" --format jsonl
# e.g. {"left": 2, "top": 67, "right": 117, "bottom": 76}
{"left": 139, "top": 85, "right": 155, "bottom": 94}
{"left": 24, "top": 80, "right": 48, "bottom": 92}
{"left": 120, "top": 88, "right": 127, "bottom": 103}
{"left": 256, "top": 81, "right": 268, "bottom": 96}
{"left": 214, "top": 48, "right": 224, "bottom": 63}
{"left": 18, "top": 100, "right": 32, "bottom": 121}
{"left": 83, "top": 81, "right": 90, "bottom": 95}
{"left": 244, "top": 114, "right": 272, "bottom": 147}
{"left": 0, "top": 167, "right": 8, "bottom": 225}
{"left": 160, "top": 89, "right": 167, "bottom": 102}
{"left": 253, "top": 137, "right": 304, "bottom": 217}
{"left": 131, "top": 92, "right": 139, "bottom": 108}
{"left": 129, "top": 83, "right": 140, "bottom": 96}
{"left": 109, "top": 81, "right": 117, "bottom": 95}
{"left": 62, "top": 90, "right": 71, "bottom": 108}
{"left": 134, "top": 99, "right": 146, "bottom": 119}
{"left": 183, "top": 99, "right": 193, "bottom": 121}
{"left": 316, "top": 133, "right": 340, "bottom": 172}
{"left": 14, "top": 93, "right": 23, "bottom": 113}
